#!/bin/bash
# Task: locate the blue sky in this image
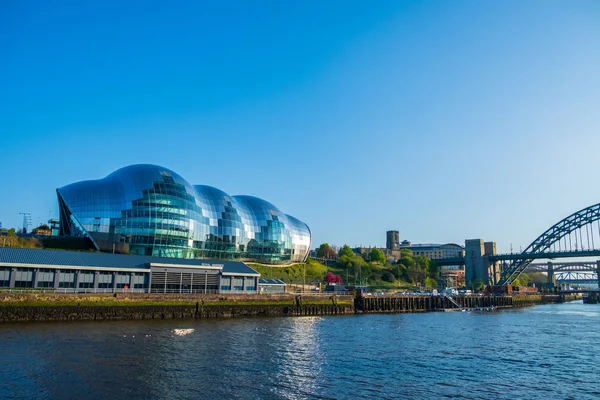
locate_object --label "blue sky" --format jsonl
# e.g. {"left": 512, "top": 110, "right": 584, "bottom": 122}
{"left": 1, "top": 1, "right": 600, "bottom": 252}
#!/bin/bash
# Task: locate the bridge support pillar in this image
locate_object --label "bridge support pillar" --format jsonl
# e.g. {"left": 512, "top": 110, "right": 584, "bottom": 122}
{"left": 596, "top": 261, "right": 600, "bottom": 289}
{"left": 547, "top": 261, "right": 554, "bottom": 287}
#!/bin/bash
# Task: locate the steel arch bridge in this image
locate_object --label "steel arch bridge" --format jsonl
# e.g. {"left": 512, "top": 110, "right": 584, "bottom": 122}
{"left": 498, "top": 203, "right": 600, "bottom": 285}
{"left": 525, "top": 262, "right": 599, "bottom": 273}
{"left": 525, "top": 262, "right": 600, "bottom": 287}
{"left": 554, "top": 271, "right": 597, "bottom": 285}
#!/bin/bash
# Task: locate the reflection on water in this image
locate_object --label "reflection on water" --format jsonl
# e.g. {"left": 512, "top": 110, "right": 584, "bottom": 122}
{"left": 2, "top": 302, "right": 600, "bottom": 399}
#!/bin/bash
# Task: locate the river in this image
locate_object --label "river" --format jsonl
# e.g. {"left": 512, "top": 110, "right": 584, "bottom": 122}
{"left": 1, "top": 301, "right": 599, "bottom": 399}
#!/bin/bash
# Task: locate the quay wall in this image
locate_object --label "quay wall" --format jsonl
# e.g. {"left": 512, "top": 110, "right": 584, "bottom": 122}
{"left": 356, "top": 295, "right": 513, "bottom": 313}
{"left": 0, "top": 304, "right": 354, "bottom": 322}
{"left": 0, "top": 293, "right": 578, "bottom": 322}
{"left": 0, "top": 293, "right": 355, "bottom": 322}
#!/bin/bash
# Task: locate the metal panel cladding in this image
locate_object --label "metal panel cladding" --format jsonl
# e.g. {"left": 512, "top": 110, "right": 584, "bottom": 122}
{"left": 57, "top": 164, "right": 311, "bottom": 263}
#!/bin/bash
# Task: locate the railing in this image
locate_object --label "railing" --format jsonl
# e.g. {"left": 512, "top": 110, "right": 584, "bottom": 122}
{"left": 442, "top": 293, "right": 464, "bottom": 310}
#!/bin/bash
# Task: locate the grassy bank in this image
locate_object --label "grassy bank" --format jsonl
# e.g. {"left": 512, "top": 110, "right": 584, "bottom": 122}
{"left": 0, "top": 294, "right": 353, "bottom": 308}
{"left": 250, "top": 258, "right": 418, "bottom": 291}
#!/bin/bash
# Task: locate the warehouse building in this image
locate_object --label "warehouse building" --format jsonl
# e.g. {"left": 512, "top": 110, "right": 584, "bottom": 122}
{"left": 0, "top": 247, "right": 260, "bottom": 294}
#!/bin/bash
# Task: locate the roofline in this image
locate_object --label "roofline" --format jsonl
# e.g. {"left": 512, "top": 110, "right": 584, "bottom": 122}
{"left": 150, "top": 263, "right": 223, "bottom": 270}
{"left": 0, "top": 262, "right": 151, "bottom": 273}
{"left": 221, "top": 272, "right": 260, "bottom": 277}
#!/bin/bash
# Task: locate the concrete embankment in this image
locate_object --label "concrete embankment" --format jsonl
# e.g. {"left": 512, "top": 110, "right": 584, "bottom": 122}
{"left": 0, "top": 293, "right": 354, "bottom": 322}
{"left": 0, "top": 292, "right": 578, "bottom": 322}
{"left": 0, "top": 304, "right": 354, "bottom": 322}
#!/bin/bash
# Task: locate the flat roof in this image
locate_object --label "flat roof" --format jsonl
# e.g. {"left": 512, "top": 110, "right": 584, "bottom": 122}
{"left": 0, "top": 247, "right": 259, "bottom": 276}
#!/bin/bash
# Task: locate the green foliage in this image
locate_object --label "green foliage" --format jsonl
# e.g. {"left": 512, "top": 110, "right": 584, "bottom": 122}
{"left": 396, "top": 264, "right": 410, "bottom": 282}
{"left": 250, "top": 258, "right": 327, "bottom": 284}
{"left": 425, "top": 277, "right": 438, "bottom": 289}
{"left": 381, "top": 269, "right": 395, "bottom": 282}
{"left": 368, "top": 248, "right": 386, "bottom": 264}
{"left": 528, "top": 272, "right": 549, "bottom": 284}
{"left": 416, "top": 255, "right": 429, "bottom": 272}
{"left": 395, "top": 254, "right": 430, "bottom": 284}
{"left": 469, "top": 279, "right": 485, "bottom": 291}
{"left": 400, "top": 248, "right": 414, "bottom": 258}
{"left": 398, "top": 256, "right": 415, "bottom": 268}
{"left": 428, "top": 260, "right": 440, "bottom": 279}
{"left": 338, "top": 244, "right": 354, "bottom": 258}
{"left": 511, "top": 273, "right": 530, "bottom": 287}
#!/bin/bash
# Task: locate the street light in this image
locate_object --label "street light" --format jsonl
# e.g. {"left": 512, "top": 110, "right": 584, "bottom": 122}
{"left": 303, "top": 262, "right": 305, "bottom": 294}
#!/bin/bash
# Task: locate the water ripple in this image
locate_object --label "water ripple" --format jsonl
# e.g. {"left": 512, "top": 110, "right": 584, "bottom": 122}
{"left": 1, "top": 302, "right": 600, "bottom": 399}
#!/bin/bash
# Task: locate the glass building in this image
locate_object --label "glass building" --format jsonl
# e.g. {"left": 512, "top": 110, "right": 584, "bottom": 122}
{"left": 57, "top": 164, "right": 311, "bottom": 263}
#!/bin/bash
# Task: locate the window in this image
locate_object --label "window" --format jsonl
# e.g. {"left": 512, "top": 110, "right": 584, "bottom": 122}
{"left": 14, "top": 268, "right": 34, "bottom": 287}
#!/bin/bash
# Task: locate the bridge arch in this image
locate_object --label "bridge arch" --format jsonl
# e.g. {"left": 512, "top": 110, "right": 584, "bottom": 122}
{"left": 499, "top": 203, "right": 600, "bottom": 285}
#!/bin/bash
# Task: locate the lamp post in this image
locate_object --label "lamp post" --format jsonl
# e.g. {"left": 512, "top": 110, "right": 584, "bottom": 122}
{"left": 303, "top": 262, "right": 306, "bottom": 294}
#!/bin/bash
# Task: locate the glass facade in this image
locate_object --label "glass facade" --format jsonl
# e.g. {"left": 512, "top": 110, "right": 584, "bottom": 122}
{"left": 57, "top": 164, "right": 311, "bottom": 263}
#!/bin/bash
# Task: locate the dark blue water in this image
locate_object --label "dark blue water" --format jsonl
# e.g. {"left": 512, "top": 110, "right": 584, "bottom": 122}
{"left": 2, "top": 301, "right": 600, "bottom": 399}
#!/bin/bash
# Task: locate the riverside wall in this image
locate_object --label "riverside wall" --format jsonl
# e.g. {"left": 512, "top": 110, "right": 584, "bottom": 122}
{"left": 0, "top": 304, "right": 354, "bottom": 322}
{"left": 356, "top": 295, "right": 513, "bottom": 313}
{"left": 0, "top": 293, "right": 355, "bottom": 322}
{"left": 0, "top": 293, "right": 577, "bottom": 323}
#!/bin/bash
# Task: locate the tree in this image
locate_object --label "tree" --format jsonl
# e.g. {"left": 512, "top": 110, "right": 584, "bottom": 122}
{"left": 339, "top": 244, "right": 354, "bottom": 258}
{"left": 397, "top": 256, "right": 416, "bottom": 269}
{"left": 400, "top": 248, "right": 414, "bottom": 258}
{"left": 316, "top": 243, "right": 337, "bottom": 259}
{"left": 408, "top": 266, "right": 426, "bottom": 285}
{"left": 469, "top": 279, "right": 485, "bottom": 291}
{"left": 425, "top": 277, "right": 438, "bottom": 290}
{"left": 395, "top": 264, "right": 410, "bottom": 282}
{"left": 325, "top": 271, "right": 343, "bottom": 284}
{"left": 512, "top": 273, "right": 530, "bottom": 287}
{"left": 518, "top": 272, "right": 530, "bottom": 287}
{"left": 428, "top": 260, "right": 440, "bottom": 279}
{"left": 416, "top": 255, "right": 429, "bottom": 273}
{"left": 381, "top": 269, "right": 395, "bottom": 283}
{"left": 369, "top": 248, "right": 386, "bottom": 264}
{"left": 528, "top": 272, "right": 549, "bottom": 285}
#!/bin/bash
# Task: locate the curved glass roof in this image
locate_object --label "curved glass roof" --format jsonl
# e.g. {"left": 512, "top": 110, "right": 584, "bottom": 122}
{"left": 57, "top": 164, "right": 311, "bottom": 263}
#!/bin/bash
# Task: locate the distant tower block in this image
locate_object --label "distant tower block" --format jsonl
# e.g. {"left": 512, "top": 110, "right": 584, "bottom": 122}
{"left": 386, "top": 230, "right": 400, "bottom": 251}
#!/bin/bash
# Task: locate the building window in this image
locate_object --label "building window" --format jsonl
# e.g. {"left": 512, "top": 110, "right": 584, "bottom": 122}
{"left": 14, "top": 280, "right": 33, "bottom": 288}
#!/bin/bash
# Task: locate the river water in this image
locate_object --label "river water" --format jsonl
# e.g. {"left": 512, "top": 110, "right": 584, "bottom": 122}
{"left": 1, "top": 301, "right": 599, "bottom": 400}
